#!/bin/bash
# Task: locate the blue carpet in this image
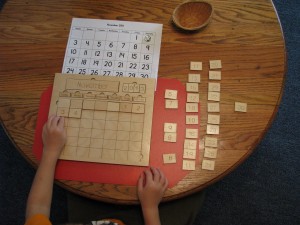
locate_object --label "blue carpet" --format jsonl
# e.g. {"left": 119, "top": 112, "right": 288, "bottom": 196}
{"left": 1, "top": 0, "right": 299, "bottom": 225}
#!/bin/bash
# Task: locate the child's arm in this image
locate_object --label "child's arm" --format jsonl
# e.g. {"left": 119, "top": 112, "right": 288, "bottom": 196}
{"left": 25, "top": 115, "right": 66, "bottom": 219}
{"left": 137, "top": 167, "right": 168, "bottom": 225}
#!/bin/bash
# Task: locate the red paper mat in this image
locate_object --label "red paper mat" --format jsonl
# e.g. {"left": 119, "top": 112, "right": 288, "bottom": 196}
{"left": 33, "top": 78, "right": 200, "bottom": 187}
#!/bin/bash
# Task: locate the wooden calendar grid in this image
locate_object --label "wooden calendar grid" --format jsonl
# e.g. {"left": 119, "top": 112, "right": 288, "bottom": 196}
{"left": 49, "top": 73, "right": 155, "bottom": 166}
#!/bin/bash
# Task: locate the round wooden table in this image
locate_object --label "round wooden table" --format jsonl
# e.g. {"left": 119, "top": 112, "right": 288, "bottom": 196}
{"left": 0, "top": 0, "right": 285, "bottom": 204}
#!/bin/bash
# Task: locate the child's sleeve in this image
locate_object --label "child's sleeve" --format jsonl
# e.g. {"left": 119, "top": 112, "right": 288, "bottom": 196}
{"left": 24, "top": 214, "right": 52, "bottom": 225}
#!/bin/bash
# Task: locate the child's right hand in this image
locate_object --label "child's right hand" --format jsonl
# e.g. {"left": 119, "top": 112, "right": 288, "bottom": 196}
{"left": 137, "top": 167, "right": 168, "bottom": 209}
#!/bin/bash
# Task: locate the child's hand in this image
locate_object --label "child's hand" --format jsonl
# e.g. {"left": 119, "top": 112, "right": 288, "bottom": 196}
{"left": 137, "top": 167, "right": 168, "bottom": 209}
{"left": 42, "top": 115, "right": 66, "bottom": 160}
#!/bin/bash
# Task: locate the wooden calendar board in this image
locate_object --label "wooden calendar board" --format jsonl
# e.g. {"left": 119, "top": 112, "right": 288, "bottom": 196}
{"left": 49, "top": 73, "right": 155, "bottom": 166}
{"left": 62, "top": 18, "right": 162, "bottom": 80}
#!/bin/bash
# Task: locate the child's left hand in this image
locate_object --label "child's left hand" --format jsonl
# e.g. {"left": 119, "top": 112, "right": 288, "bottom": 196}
{"left": 42, "top": 115, "right": 66, "bottom": 160}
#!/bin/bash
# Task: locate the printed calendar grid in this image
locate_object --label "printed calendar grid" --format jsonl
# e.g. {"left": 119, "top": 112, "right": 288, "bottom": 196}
{"left": 62, "top": 19, "right": 162, "bottom": 80}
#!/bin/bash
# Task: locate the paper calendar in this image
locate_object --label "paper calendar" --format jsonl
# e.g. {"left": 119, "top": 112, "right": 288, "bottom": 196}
{"left": 62, "top": 18, "right": 163, "bottom": 80}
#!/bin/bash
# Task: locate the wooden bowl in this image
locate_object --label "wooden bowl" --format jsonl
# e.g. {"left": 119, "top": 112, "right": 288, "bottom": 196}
{"left": 172, "top": 1, "right": 213, "bottom": 31}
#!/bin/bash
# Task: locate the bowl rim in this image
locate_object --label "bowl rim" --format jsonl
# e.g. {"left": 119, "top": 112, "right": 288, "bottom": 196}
{"left": 172, "top": 0, "right": 214, "bottom": 31}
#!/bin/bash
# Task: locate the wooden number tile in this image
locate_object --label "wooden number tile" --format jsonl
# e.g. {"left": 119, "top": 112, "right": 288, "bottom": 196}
{"left": 235, "top": 102, "right": 247, "bottom": 112}
{"left": 209, "top": 60, "right": 222, "bottom": 69}
{"left": 69, "top": 108, "right": 82, "bottom": 118}
{"left": 122, "top": 83, "right": 129, "bottom": 92}
{"left": 208, "top": 92, "right": 220, "bottom": 102}
{"left": 207, "top": 114, "right": 220, "bottom": 124}
{"left": 58, "top": 98, "right": 71, "bottom": 108}
{"left": 184, "top": 139, "right": 197, "bottom": 150}
{"left": 183, "top": 149, "right": 197, "bottom": 159}
{"left": 186, "top": 115, "right": 198, "bottom": 125}
{"left": 164, "top": 132, "right": 177, "bottom": 142}
{"left": 190, "top": 61, "right": 202, "bottom": 71}
{"left": 205, "top": 136, "right": 218, "bottom": 147}
{"left": 202, "top": 159, "right": 215, "bottom": 170}
{"left": 186, "top": 103, "right": 198, "bottom": 112}
{"left": 139, "top": 84, "right": 146, "bottom": 94}
{"left": 128, "top": 83, "right": 135, "bottom": 93}
{"left": 188, "top": 74, "right": 201, "bottom": 83}
{"left": 185, "top": 128, "right": 198, "bottom": 139}
{"left": 119, "top": 102, "right": 132, "bottom": 113}
{"left": 164, "top": 123, "right": 177, "bottom": 133}
{"left": 206, "top": 124, "right": 220, "bottom": 134}
{"left": 186, "top": 83, "right": 199, "bottom": 92}
{"left": 207, "top": 102, "right": 220, "bottom": 112}
{"left": 107, "top": 102, "right": 120, "bottom": 112}
{"left": 165, "top": 89, "right": 178, "bottom": 99}
{"left": 209, "top": 71, "right": 222, "bottom": 80}
{"left": 208, "top": 82, "right": 221, "bottom": 92}
{"left": 132, "top": 103, "right": 145, "bottom": 114}
{"left": 182, "top": 160, "right": 196, "bottom": 170}
{"left": 133, "top": 83, "right": 140, "bottom": 93}
{"left": 204, "top": 147, "right": 218, "bottom": 159}
{"left": 187, "top": 93, "right": 200, "bottom": 103}
{"left": 163, "top": 153, "right": 177, "bottom": 164}
{"left": 165, "top": 100, "right": 178, "bottom": 109}
{"left": 57, "top": 107, "right": 70, "bottom": 117}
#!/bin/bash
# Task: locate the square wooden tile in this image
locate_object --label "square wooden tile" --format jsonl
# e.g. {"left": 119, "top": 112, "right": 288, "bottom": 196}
{"left": 207, "top": 103, "right": 220, "bottom": 112}
{"left": 235, "top": 102, "right": 247, "bottom": 112}
{"left": 202, "top": 159, "right": 215, "bottom": 170}
{"left": 185, "top": 128, "right": 198, "bottom": 139}
{"left": 186, "top": 83, "right": 199, "bottom": 92}
{"left": 164, "top": 123, "right": 177, "bottom": 132}
{"left": 187, "top": 93, "right": 200, "bottom": 103}
{"left": 183, "top": 149, "right": 197, "bottom": 159}
{"left": 164, "top": 132, "right": 177, "bottom": 142}
{"left": 190, "top": 61, "right": 202, "bottom": 71}
{"left": 209, "top": 60, "right": 222, "bottom": 69}
{"left": 184, "top": 139, "right": 197, "bottom": 150}
{"left": 208, "top": 82, "right": 221, "bottom": 92}
{"left": 208, "top": 92, "right": 220, "bottom": 102}
{"left": 204, "top": 136, "right": 218, "bottom": 147}
{"left": 207, "top": 114, "right": 220, "bottom": 124}
{"left": 165, "top": 89, "right": 178, "bottom": 99}
{"left": 186, "top": 103, "right": 198, "bottom": 112}
{"left": 204, "top": 147, "right": 218, "bottom": 159}
{"left": 182, "top": 160, "right": 196, "bottom": 170}
{"left": 186, "top": 115, "right": 199, "bottom": 125}
{"left": 188, "top": 74, "right": 201, "bottom": 83}
{"left": 165, "top": 100, "right": 178, "bottom": 109}
{"left": 206, "top": 124, "right": 220, "bottom": 135}
{"left": 209, "top": 71, "right": 222, "bottom": 80}
{"left": 163, "top": 153, "right": 177, "bottom": 164}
